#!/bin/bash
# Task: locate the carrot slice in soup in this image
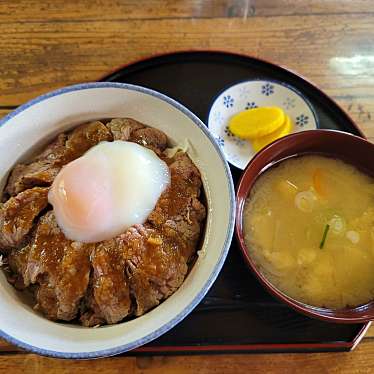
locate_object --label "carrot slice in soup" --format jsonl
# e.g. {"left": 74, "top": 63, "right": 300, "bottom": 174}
{"left": 313, "top": 168, "right": 327, "bottom": 197}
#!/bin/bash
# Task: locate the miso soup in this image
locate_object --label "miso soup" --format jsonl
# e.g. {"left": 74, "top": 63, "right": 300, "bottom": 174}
{"left": 244, "top": 155, "right": 374, "bottom": 309}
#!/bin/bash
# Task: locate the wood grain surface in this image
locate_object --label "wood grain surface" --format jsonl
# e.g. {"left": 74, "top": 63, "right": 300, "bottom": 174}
{"left": 0, "top": 1, "right": 374, "bottom": 372}
{"left": 0, "top": 340, "right": 373, "bottom": 374}
{"left": 1, "top": 4, "right": 374, "bottom": 106}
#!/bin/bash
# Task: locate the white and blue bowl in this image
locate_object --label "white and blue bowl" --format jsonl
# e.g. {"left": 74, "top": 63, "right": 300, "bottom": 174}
{"left": 0, "top": 82, "right": 235, "bottom": 358}
{"left": 208, "top": 79, "right": 318, "bottom": 169}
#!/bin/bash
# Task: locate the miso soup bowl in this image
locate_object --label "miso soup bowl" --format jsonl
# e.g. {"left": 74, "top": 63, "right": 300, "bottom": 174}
{"left": 236, "top": 129, "right": 374, "bottom": 324}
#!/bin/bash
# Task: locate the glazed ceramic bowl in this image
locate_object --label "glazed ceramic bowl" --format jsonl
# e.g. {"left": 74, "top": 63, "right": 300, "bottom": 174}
{"left": 236, "top": 129, "right": 374, "bottom": 323}
{"left": 208, "top": 79, "right": 318, "bottom": 169}
{"left": 0, "top": 82, "right": 235, "bottom": 358}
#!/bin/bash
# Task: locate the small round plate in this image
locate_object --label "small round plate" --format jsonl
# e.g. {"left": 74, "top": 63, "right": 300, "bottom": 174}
{"left": 208, "top": 79, "right": 318, "bottom": 169}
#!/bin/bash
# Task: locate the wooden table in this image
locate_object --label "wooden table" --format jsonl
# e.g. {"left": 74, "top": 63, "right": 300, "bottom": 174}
{"left": 0, "top": 1, "right": 374, "bottom": 372}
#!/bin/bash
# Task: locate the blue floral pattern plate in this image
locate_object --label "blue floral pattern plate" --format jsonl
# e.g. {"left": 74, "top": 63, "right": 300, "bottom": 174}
{"left": 208, "top": 80, "right": 318, "bottom": 169}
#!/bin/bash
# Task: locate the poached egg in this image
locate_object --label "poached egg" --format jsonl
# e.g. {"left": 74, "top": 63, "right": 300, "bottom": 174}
{"left": 48, "top": 141, "right": 170, "bottom": 243}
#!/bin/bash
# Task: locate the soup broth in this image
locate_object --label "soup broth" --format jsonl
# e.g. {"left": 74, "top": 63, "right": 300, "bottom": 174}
{"left": 244, "top": 155, "right": 374, "bottom": 309}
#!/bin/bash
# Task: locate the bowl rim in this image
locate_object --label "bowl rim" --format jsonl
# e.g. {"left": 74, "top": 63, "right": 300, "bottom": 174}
{"left": 235, "top": 129, "right": 374, "bottom": 324}
{"left": 0, "top": 82, "right": 236, "bottom": 358}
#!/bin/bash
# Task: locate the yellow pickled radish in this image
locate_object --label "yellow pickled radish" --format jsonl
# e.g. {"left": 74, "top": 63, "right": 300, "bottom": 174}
{"left": 251, "top": 115, "right": 293, "bottom": 152}
{"left": 229, "top": 107, "right": 285, "bottom": 139}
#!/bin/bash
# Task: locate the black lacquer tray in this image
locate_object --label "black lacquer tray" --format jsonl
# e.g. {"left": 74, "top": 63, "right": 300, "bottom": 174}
{"left": 101, "top": 51, "right": 370, "bottom": 354}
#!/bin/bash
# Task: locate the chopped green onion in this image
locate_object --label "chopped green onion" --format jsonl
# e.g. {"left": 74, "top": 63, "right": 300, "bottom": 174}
{"left": 319, "top": 224, "right": 330, "bottom": 249}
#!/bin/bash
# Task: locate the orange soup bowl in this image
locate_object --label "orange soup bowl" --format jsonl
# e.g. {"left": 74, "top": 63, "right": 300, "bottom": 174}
{"left": 236, "top": 129, "right": 374, "bottom": 323}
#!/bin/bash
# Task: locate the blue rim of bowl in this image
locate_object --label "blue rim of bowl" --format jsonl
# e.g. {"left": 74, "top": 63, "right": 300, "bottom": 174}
{"left": 206, "top": 78, "right": 320, "bottom": 168}
{"left": 0, "top": 82, "right": 236, "bottom": 359}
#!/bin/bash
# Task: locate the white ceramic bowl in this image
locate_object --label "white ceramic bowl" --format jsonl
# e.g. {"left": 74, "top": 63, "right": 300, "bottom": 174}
{"left": 0, "top": 82, "right": 235, "bottom": 358}
{"left": 208, "top": 79, "right": 318, "bottom": 169}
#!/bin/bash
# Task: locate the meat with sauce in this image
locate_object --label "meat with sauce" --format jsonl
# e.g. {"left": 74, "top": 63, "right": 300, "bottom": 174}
{"left": 0, "top": 187, "right": 49, "bottom": 252}
{"left": 5, "top": 121, "right": 112, "bottom": 196}
{"left": 23, "top": 212, "right": 93, "bottom": 321}
{"left": 1, "top": 118, "right": 206, "bottom": 326}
